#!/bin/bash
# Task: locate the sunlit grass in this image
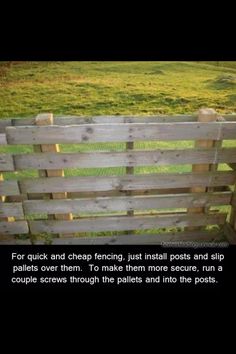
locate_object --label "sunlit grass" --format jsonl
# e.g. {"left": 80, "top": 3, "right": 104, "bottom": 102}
{"left": 1, "top": 61, "right": 236, "bottom": 240}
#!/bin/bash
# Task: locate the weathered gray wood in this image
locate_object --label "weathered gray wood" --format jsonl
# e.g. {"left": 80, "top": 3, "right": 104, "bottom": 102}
{"left": 29, "top": 213, "right": 227, "bottom": 234}
{"left": 0, "top": 154, "right": 15, "bottom": 171}
{"left": 0, "top": 174, "right": 15, "bottom": 228}
{"left": 187, "top": 109, "right": 218, "bottom": 230}
{"left": 6, "top": 186, "right": 229, "bottom": 202}
{"left": 55, "top": 115, "right": 197, "bottom": 124}
{"left": 13, "top": 148, "right": 236, "bottom": 170}
{"left": 9, "top": 115, "right": 197, "bottom": 127}
{"left": 47, "top": 230, "right": 224, "bottom": 244}
{"left": 222, "top": 114, "right": 236, "bottom": 121}
{"left": 19, "top": 171, "right": 236, "bottom": 194}
{"left": 0, "top": 119, "right": 12, "bottom": 133}
{"left": 34, "top": 113, "right": 73, "bottom": 222}
{"left": 0, "top": 202, "right": 24, "bottom": 218}
{"left": 0, "top": 239, "right": 32, "bottom": 244}
{"left": 23, "top": 192, "right": 232, "bottom": 215}
{"left": 0, "top": 180, "right": 20, "bottom": 196}
{"left": 67, "top": 186, "right": 230, "bottom": 198}
{"left": 125, "top": 141, "right": 134, "bottom": 233}
{"left": 0, "top": 134, "right": 7, "bottom": 145}
{"left": 223, "top": 223, "right": 236, "bottom": 244}
{"left": 6, "top": 188, "right": 191, "bottom": 201}
{"left": 6, "top": 121, "right": 236, "bottom": 144}
{"left": 229, "top": 170, "right": 236, "bottom": 231}
{"left": 0, "top": 221, "right": 29, "bottom": 235}
{"left": 0, "top": 114, "right": 234, "bottom": 133}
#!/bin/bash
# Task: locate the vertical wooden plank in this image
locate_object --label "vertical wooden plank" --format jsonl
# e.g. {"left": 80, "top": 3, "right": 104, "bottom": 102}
{"left": 34, "top": 114, "right": 73, "bottom": 236}
{"left": 230, "top": 166, "right": 236, "bottom": 232}
{"left": 187, "top": 108, "right": 218, "bottom": 230}
{"left": 0, "top": 173, "right": 15, "bottom": 239}
{"left": 205, "top": 117, "right": 225, "bottom": 211}
{"left": 126, "top": 141, "right": 134, "bottom": 234}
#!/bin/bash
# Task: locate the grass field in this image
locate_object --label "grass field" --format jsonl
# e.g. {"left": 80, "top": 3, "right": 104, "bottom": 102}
{"left": 1, "top": 61, "right": 236, "bottom": 117}
{"left": 1, "top": 61, "right": 236, "bottom": 177}
{"left": 0, "top": 61, "right": 236, "bottom": 238}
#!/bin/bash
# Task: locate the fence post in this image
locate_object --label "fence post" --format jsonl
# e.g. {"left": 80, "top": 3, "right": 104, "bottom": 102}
{"left": 126, "top": 141, "right": 134, "bottom": 234}
{"left": 230, "top": 182, "right": 236, "bottom": 232}
{"left": 187, "top": 108, "right": 218, "bottom": 231}
{"left": 34, "top": 113, "right": 73, "bottom": 237}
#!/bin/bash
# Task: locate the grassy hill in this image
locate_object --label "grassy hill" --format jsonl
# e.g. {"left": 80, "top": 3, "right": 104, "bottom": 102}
{"left": 1, "top": 61, "right": 236, "bottom": 117}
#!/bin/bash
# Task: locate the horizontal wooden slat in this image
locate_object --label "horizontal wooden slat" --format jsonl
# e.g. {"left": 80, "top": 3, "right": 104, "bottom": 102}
{"left": 0, "top": 221, "right": 29, "bottom": 235}
{"left": 222, "top": 114, "right": 236, "bottom": 121}
{"left": 0, "top": 180, "right": 20, "bottom": 196}
{"left": 23, "top": 192, "right": 232, "bottom": 215}
{"left": 6, "top": 188, "right": 193, "bottom": 202}
{"left": 13, "top": 148, "right": 236, "bottom": 170}
{"left": 6, "top": 121, "right": 236, "bottom": 144}
{"left": 19, "top": 171, "right": 236, "bottom": 194}
{"left": 5, "top": 186, "right": 231, "bottom": 203}
{"left": 48, "top": 230, "right": 224, "bottom": 244}
{"left": 0, "top": 202, "right": 24, "bottom": 218}
{"left": 66, "top": 186, "right": 231, "bottom": 198}
{"left": 29, "top": 213, "right": 227, "bottom": 234}
{"left": 0, "top": 154, "right": 15, "bottom": 171}
{"left": 0, "top": 114, "right": 234, "bottom": 133}
{"left": 10, "top": 115, "right": 197, "bottom": 127}
{"left": 0, "top": 134, "right": 7, "bottom": 145}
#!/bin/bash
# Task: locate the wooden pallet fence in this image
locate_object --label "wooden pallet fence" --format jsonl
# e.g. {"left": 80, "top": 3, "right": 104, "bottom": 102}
{"left": 0, "top": 110, "right": 236, "bottom": 243}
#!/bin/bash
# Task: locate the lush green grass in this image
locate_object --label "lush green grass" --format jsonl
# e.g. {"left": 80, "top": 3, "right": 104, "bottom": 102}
{"left": 0, "top": 61, "right": 235, "bottom": 238}
{"left": 1, "top": 61, "right": 236, "bottom": 175}
{"left": 1, "top": 61, "right": 236, "bottom": 117}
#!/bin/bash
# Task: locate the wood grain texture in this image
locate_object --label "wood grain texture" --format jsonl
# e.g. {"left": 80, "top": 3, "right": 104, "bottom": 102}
{"left": 8, "top": 115, "right": 197, "bottom": 127}
{"left": 0, "top": 221, "right": 29, "bottom": 235}
{"left": 188, "top": 109, "right": 218, "bottom": 228}
{"left": 0, "top": 154, "right": 15, "bottom": 171}
{"left": 0, "top": 202, "right": 24, "bottom": 218}
{"left": 0, "top": 134, "right": 7, "bottom": 145}
{"left": 6, "top": 121, "right": 236, "bottom": 144}
{"left": 0, "top": 114, "right": 235, "bottom": 133}
{"left": 19, "top": 171, "right": 236, "bottom": 194}
{"left": 29, "top": 213, "right": 227, "bottom": 234}
{"left": 0, "top": 180, "right": 20, "bottom": 196}
{"left": 23, "top": 192, "right": 232, "bottom": 215}
{"left": 12, "top": 147, "right": 236, "bottom": 170}
{"left": 0, "top": 119, "right": 12, "bottom": 133}
{"left": 34, "top": 114, "right": 73, "bottom": 226}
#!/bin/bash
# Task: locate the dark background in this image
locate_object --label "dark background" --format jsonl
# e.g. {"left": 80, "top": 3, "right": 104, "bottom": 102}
{"left": 1, "top": 8, "right": 235, "bottom": 337}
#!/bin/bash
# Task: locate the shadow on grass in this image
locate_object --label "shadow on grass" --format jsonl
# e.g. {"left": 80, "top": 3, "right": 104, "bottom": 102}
{"left": 207, "top": 74, "right": 236, "bottom": 90}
